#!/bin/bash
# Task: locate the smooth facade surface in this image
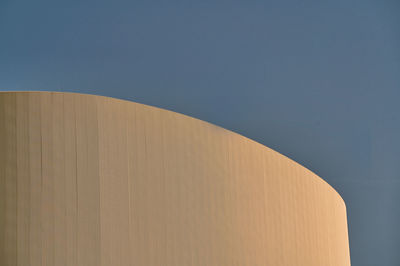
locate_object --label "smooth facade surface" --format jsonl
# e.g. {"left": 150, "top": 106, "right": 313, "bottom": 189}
{"left": 0, "top": 92, "right": 351, "bottom": 266}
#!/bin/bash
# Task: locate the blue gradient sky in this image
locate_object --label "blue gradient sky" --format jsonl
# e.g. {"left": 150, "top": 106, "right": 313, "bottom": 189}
{"left": 1, "top": 1, "right": 399, "bottom": 265}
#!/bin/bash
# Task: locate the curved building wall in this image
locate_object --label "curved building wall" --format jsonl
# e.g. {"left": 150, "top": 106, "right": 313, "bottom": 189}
{"left": 0, "top": 91, "right": 350, "bottom": 266}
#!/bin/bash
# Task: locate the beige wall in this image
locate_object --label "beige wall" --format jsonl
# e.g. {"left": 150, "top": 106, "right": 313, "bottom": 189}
{"left": 0, "top": 91, "right": 350, "bottom": 265}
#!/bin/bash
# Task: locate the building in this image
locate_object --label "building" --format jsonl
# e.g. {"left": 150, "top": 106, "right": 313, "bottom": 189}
{"left": 0, "top": 91, "right": 351, "bottom": 265}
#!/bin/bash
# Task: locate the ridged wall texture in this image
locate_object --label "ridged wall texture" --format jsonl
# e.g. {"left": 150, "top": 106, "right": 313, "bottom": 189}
{"left": 0, "top": 91, "right": 351, "bottom": 266}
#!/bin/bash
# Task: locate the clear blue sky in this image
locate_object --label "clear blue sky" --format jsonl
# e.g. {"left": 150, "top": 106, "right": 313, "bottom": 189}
{"left": 1, "top": 0, "right": 399, "bottom": 265}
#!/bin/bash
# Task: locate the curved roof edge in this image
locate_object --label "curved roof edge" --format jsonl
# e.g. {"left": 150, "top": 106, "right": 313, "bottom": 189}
{"left": 0, "top": 90, "right": 347, "bottom": 207}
